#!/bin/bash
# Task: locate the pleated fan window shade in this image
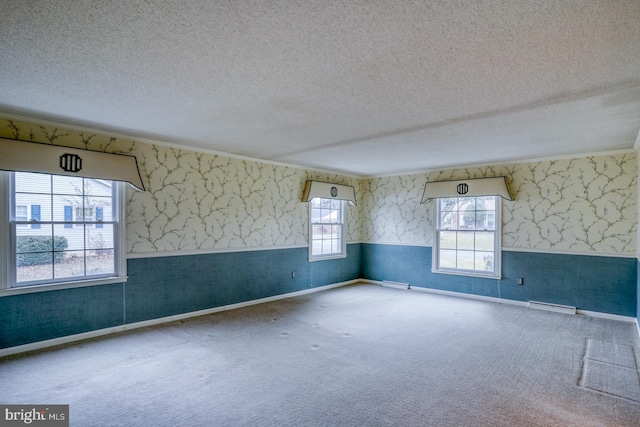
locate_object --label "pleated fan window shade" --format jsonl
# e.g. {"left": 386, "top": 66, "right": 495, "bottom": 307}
{"left": 0, "top": 138, "right": 145, "bottom": 191}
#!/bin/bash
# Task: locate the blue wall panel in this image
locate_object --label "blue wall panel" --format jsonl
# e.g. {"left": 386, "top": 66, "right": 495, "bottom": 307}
{"left": 2, "top": 245, "right": 361, "bottom": 349}
{"left": 501, "top": 251, "right": 637, "bottom": 315}
{"left": 2, "top": 242, "right": 636, "bottom": 351}
{"left": 361, "top": 244, "right": 637, "bottom": 317}
{"left": 0, "top": 283, "right": 124, "bottom": 349}
{"left": 126, "top": 244, "right": 362, "bottom": 324}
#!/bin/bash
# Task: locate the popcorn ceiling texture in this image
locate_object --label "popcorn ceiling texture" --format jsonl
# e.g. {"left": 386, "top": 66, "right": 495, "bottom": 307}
{"left": 0, "top": 118, "right": 636, "bottom": 256}
{"left": 1, "top": 1, "right": 639, "bottom": 176}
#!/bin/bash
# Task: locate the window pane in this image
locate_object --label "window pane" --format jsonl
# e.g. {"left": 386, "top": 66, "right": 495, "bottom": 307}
{"left": 476, "top": 196, "right": 496, "bottom": 211}
{"left": 459, "top": 201, "right": 476, "bottom": 230}
{"left": 52, "top": 175, "right": 84, "bottom": 195}
{"left": 330, "top": 225, "right": 340, "bottom": 239}
{"left": 53, "top": 224, "right": 82, "bottom": 251}
{"left": 87, "top": 225, "right": 114, "bottom": 250}
{"left": 440, "top": 211, "right": 458, "bottom": 229}
{"left": 312, "top": 225, "right": 323, "bottom": 240}
{"left": 440, "top": 198, "right": 458, "bottom": 212}
{"left": 16, "top": 226, "right": 54, "bottom": 253}
{"left": 53, "top": 195, "right": 82, "bottom": 221}
{"left": 457, "top": 231, "right": 475, "bottom": 250}
{"left": 456, "top": 250, "right": 475, "bottom": 270}
{"left": 475, "top": 232, "right": 494, "bottom": 251}
{"left": 54, "top": 250, "right": 85, "bottom": 279}
{"left": 439, "top": 231, "right": 457, "bottom": 249}
{"left": 87, "top": 249, "right": 115, "bottom": 275}
{"left": 475, "top": 252, "right": 494, "bottom": 272}
{"left": 91, "top": 197, "right": 114, "bottom": 221}
{"left": 15, "top": 172, "right": 50, "bottom": 193}
{"left": 439, "top": 249, "right": 456, "bottom": 268}
{"left": 17, "top": 253, "right": 53, "bottom": 283}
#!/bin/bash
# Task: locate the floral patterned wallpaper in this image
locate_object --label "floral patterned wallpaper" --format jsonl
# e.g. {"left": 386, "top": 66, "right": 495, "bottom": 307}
{"left": 0, "top": 118, "right": 360, "bottom": 254}
{"left": 1, "top": 117, "right": 636, "bottom": 256}
{"left": 361, "top": 153, "right": 637, "bottom": 255}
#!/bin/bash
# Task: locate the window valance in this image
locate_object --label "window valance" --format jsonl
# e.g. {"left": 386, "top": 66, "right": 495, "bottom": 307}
{"left": 301, "top": 180, "right": 357, "bottom": 206}
{"left": 0, "top": 138, "right": 145, "bottom": 191}
{"left": 421, "top": 176, "right": 513, "bottom": 203}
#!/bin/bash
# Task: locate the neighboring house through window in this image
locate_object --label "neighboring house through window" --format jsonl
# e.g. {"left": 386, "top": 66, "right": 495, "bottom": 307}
{"left": 433, "top": 195, "right": 501, "bottom": 278}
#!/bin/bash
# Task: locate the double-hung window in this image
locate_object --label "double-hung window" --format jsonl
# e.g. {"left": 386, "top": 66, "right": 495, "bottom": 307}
{"left": 433, "top": 195, "right": 501, "bottom": 278}
{"left": 1, "top": 171, "right": 126, "bottom": 291}
{"left": 309, "top": 198, "right": 346, "bottom": 260}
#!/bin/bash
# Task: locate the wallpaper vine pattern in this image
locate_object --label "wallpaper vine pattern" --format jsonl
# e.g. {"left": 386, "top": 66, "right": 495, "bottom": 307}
{"left": 361, "top": 154, "right": 637, "bottom": 255}
{"left": 0, "top": 118, "right": 360, "bottom": 254}
{"left": 1, "top": 117, "right": 636, "bottom": 256}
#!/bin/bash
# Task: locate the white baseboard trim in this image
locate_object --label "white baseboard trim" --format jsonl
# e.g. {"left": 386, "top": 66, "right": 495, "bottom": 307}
{"left": 363, "top": 279, "right": 638, "bottom": 324}
{"left": 575, "top": 309, "right": 637, "bottom": 324}
{"left": 360, "top": 279, "right": 528, "bottom": 308}
{"left": 0, "top": 279, "right": 359, "bottom": 358}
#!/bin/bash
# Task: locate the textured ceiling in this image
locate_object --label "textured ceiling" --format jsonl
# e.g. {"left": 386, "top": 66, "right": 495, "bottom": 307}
{"left": 1, "top": 0, "right": 639, "bottom": 176}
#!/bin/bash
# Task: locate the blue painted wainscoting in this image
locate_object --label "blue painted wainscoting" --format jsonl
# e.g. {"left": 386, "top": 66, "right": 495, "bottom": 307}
{"left": 637, "top": 258, "right": 640, "bottom": 322}
{"left": 361, "top": 244, "right": 637, "bottom": 317}
{"left": 0, "top": 283, "right": 125, "bottom": 350}
{"left": 125, "top": 245, "right": 361, "bottom": 323}
{"left": 0, "top": 244, "right": 361, "bottom": 350}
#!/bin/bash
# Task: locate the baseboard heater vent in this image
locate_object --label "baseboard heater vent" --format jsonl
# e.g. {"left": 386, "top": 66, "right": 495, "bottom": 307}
{"left": 528, "top": 301, "right": 576, "bottom": 315}
{"left": 382, "top": 280, "right": 411, "bottom": 290}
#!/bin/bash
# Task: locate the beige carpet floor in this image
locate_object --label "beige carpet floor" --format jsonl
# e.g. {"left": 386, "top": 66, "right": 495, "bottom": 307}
{"left": 1, "top": 283, "right": 640, "bottom": 426}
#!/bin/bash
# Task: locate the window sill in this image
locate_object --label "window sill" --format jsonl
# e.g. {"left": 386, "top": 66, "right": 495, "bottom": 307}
{"left": 432, "top": 269, "right": 501, "bottom": 280}
{"left": 0, "top": 275, "right": 128, "bottom": 297}
{"left": 308, "top": 254, "right": 347, "bottom": 262}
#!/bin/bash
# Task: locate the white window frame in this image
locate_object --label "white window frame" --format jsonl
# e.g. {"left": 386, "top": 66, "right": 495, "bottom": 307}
{"left": 308, "top": 198, "right": 347, "bottom": 261}
{"left": 433, "top": 195, "right": 502, "bottom": 279}
{"left": 0, "top": 171, "right": 128, "bottom": 295}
